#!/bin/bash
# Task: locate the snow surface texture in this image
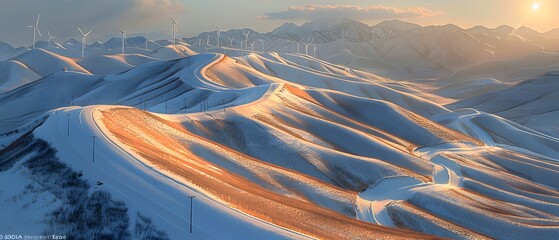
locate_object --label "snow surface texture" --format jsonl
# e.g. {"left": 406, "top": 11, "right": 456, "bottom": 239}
{"left": 1, "top": 18, "right": 559, "bottom": 239}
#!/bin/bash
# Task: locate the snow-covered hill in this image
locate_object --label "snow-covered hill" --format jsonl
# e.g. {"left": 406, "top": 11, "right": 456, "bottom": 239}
{"left": 183, "top": 18, "right": 559, "bottom": 80}
{"left": 449, "top": 71, "right": 559, "bottom": 138}
{"left": 1, "top": 45, "right": 559, "bottom": 239}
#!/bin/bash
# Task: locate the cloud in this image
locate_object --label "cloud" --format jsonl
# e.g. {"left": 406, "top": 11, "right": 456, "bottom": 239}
{"left": 126, "top": 0, "right": 186, "bottom": 26}
{"left": 259, "top": 4, "right": 443, "bottom": 21}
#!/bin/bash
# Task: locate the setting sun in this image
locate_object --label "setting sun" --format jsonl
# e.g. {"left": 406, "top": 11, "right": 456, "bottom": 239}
{"left": 532, "top": 2, "right": 540, "bottom": 10}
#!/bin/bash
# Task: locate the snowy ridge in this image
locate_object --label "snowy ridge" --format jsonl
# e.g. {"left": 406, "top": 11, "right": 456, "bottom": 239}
{"left": 1, "top": 44, "right": 559, "bottom": 239}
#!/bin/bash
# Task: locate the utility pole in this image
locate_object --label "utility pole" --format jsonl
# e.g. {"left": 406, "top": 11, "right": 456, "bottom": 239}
{"left": 92, "top": 136, "right": 96, "bottom": 163}
{"left": 66, "top": 113, "right": 70, "bottom": 137}
{"left": 188, "top": 196, "right": 196, "bottom": 234}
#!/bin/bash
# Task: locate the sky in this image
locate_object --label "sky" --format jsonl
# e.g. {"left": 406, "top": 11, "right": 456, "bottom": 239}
{"left": 0, "top": 0, "right": 557, "bottom": 47}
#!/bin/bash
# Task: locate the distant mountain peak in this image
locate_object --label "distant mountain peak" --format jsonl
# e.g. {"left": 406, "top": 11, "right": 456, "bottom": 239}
{"left": 374, "top": 19, "right": 421, "bottom": 33}
{"left": 376, "top": 19, "right": 418, "bottom": 26}
{"left": 268, "top": 18, "right": 371, "bottom": 42}
{"left": 65, "top": 39, "right": 80, "bottom": 45}
{"left": 493, "top": 25, "right": 515, "bottom": 34}
{"left": 467, "top": 26, "right": 491, "bottom": 34}
{"left": 271, "top": 23, "right": 299, "bottom": 35}
{"left": 0, "top": 41, "right": 15, "bottom": 52}
{"left": 438, "top": 24, "right": 463, "bottom": 32}
{"left": 545, "top": 28, "right": 559, "bottom": 38}
{"left": 300, "top": 17, "right": 365, "bottom": 31}
{"left": 514, "top": 26, "right": 541, "bottom": 35}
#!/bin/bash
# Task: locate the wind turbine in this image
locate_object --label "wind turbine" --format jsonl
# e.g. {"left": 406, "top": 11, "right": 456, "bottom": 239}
{"left": 288, "top": 40, "right": 295, "bottom": 53}
{"left": 286, "top": 36, "right": 296, "bottom": 54}
{"left": 313, "top": 44, "right": 317, "bottom": 58}
{"left": 257, "top": 39, "right": 265, "bottom": 52}
{"left": 214, "top": 25, "right": 222, "bottom": 48}
{"left": 77, "top": 27, "right": 92, "bottom": 57}
{"left": 226, "top": 36, "right": 234, "bottom": 48}
{"left": 242, "top": 31, "right": 250, "bottom": 49}
{"left": 47, "top": 30, "right": 54, "bottom": 48}
{"left": 302, "top": 40, "right": 313, "bottom": 55}
{"left": 170, "top": 16, "right": 177, "bottom": 46}
{"left": 27, "top": 14, "right": 41, "bottom": 49}
{"left": 249, "top": 41, "right": 255, "bottom": 53}
{"left": 117, "top": 27, "right": 128, "bottom": 55}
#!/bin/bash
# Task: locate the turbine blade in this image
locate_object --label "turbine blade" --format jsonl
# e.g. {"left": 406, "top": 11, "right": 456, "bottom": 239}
{"left": 36, "top": 27, "right": 42, "bottom": 36}
{"left": 169, "top": 16, "right": 177, "bottom": 24}
{"left": 85, "top": 31, "right": 92, "bottom": 37}
{"left": 77, "top": 27, "right": 85, "bottom": 36}
{"left": 36, "top": 14, "right": 40, "bottom": 26}
{"left": 47, "top": 30, "right": 51, "bottom": 38}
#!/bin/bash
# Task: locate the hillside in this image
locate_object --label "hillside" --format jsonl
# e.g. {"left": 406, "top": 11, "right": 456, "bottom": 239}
{"left": 1, "top": 47, "right": 559, "bottom": 239}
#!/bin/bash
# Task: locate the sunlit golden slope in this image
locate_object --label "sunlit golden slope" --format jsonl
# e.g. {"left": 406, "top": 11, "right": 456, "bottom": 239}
{"left": 98, "top": 107, "right": 437, "bottom": 240}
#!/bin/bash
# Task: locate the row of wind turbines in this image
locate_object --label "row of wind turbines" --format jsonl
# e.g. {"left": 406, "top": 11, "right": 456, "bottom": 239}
{"left": 28, "top": 14, "right": 141, "bottom": 57}
{"left": 27, "top": 14, "right": 321, "bottom": 58}
{"left": 207, "top": 25, "right": 318, "bottom": 57}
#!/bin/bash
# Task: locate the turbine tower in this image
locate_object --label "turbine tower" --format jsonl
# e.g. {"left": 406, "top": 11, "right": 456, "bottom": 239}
{"left": 242, "top": 31, "right": 250, "bottom": 49}
{"left": 27, "top": 14, "right": 42, "bottom": 49}
{"left": 77, "top": 27, "right": 92, "bottom": 57}
{"left": 257, "top": 39, "right": 265, "bottom": 52}
{"left": 170, "top": 16, "right": 177, "bottom": 46}
{"left": 249, "top": 41, "right": 255, "bottom": 53}
{"left": 117, "top": 27, "right": 128, "bottom": 55}
{"left": 214, "top": 25, "right": 222, "bottom": 48}
{"left": 287, "top": 40, "right": 294, "bottom": 53}
{"left": 286, "top": 36, "right": 295, "bottom": 54}
{"left": 302, "top": 41, "right": 313, "bottom": 55}
{"left": 312, "top": 44, "right": 317, "bottom": 58}
{"left": 47, "top": 30, "right": 54, "bottom": 48}
{"left": 226, "top": 36, "right": 234, "bottom": 48}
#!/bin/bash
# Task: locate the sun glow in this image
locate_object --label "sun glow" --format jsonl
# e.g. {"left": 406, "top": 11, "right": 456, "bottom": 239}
{"left": 532, "top": 2, "right": 540, "bottom": 10}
